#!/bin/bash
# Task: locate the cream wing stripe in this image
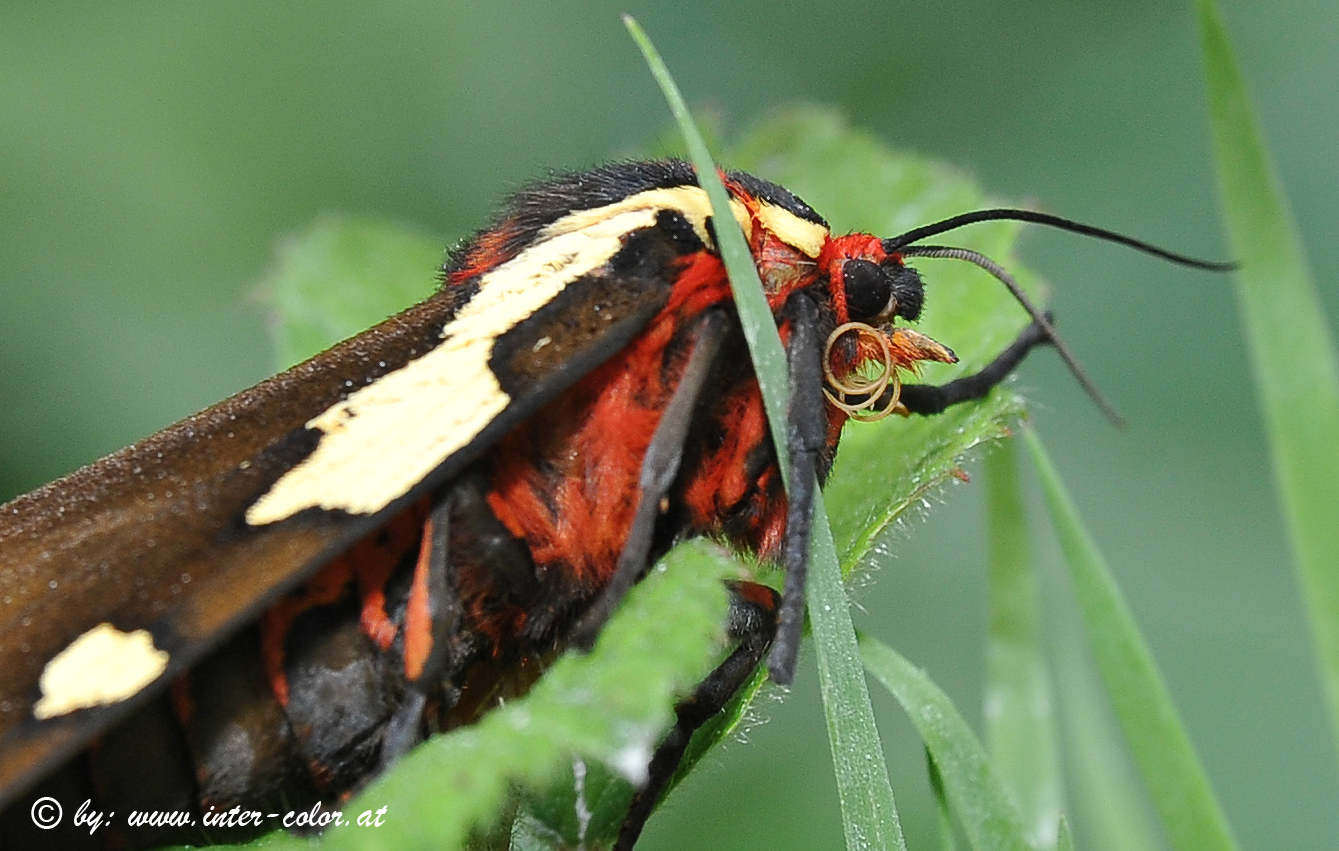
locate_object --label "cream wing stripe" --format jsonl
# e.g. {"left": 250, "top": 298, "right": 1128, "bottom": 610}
{"left": 247, "top": 204, "right": 664, "bottom": 524}
{"left": 547, "top": 188, "right": 828, "bottom": 258}
{"left": 542, "top": 185, "right": 746, "bottom": 245}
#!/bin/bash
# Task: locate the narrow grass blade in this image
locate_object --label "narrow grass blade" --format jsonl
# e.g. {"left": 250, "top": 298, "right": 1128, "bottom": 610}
{"left": 808, "top": 508, "right": 906, "bottom": 851}
{"left": 860, "top": 635, "right": 1032, "bottom": 851}
{"left": 1024, "top": 429, "right": 1240, "bottom": 851}
{"left": 1055, "top": 819, "right": 1074, "bottom": 851}
{"left": 621, "top": 15, "right": 788, "bottom": 445}
{"left": 1198, "top": 0, "right": 1339, "bottom": 755}
{"left": 623, "top": 18, "right": 903, "bottom": 851}
{"left": 927, "top": 748, "right": 958, "bottom": 851}
{"left": 982, "top": 442, "right": 1061, "bottom": 850}
{"left": 1051, "top": 614, "right": 1162, "bottom": 851}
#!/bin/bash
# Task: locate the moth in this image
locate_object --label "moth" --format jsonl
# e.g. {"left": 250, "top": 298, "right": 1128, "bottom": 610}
{"left": 0, "top": 160, "right": 1225, "bottom": 849}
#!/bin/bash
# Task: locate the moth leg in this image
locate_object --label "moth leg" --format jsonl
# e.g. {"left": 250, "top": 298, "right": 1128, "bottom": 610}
{"left": 767, "top": 292, "right": 826, "bottom": 684}
{"left": 381, "top": 473, "right": 534, "bottom": 767}
{"left": 381, "top": 495, "right": 456, "bottom": 767}
{"left": 897, "top": 316, "right": 1051, "bottom": 416}
{"left": 614, "top": 581, "right": 779, "bottom": 851}
{"left": 571, "top": 308, "right": 730, "bottom": 650}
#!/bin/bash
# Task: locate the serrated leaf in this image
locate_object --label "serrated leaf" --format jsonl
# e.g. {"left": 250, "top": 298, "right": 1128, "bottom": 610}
{"left": 255, "top": 213, "right": 445, "bottom": 368}
{"left": 248, "top": 541, "right": 732, "bottom": 851}
{"left": 729, "top": 108, "right": 1036, "bottom": 573}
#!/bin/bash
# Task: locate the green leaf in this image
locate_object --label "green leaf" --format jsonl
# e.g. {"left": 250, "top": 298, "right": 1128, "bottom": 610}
{"left": 255, "top": 213, "right": 445, "bottom": 367}
{"left": 860, "top": 635, "right": 1033, "bottom": 851}
{"left": 255, "top": 541, "right": 734, "bottom": 851}
{"left": 805, "top": 507, "right": 907, "bottom": 851}
{"left": 728, "top": 108, "right": 1034, "bottom": 570}
{"left": 1024, "top": 428, "right": 1240, "bottom": 851}
{"left": 1198, "top": 0, "right": 1339, "bottom": 755}
{"left": 982, "top": 441, "right": 1061, "bottom": 850}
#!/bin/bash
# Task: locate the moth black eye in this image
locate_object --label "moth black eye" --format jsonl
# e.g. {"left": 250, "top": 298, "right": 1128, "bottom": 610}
{"left": 881, "top": 260, "right": 924, "bottom": 322}
{"left": 843, "top": 258, "right": 925, "bottom": 322}
{"left": 842, "top": 259, "right": 894, "bottom": 321}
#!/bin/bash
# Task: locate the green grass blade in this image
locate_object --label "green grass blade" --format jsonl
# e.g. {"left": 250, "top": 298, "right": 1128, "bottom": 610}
{"left": 1051, "top": 615, "right": 1162, "bottom": 851}
{"left": 982, "top": 442, "right": 1061, "bottom": 850}
{"left": 927, "top": 748, "right": 958, "bottom": 851}
{"left": 860, "top": 635, "right": 1032, "bottom": 851}
{"left": 1055, "top": 819, "right": 1074, "bottom": 851}
{"left": 623, "top": 19, "right": 904, "bottom": 851}
{"left": 808, "top": 508, "right": 906, "bottom": 851}
{"left": 621, "top": 15, "right": 789, "bottom": 446}
{"left": 1198, "top": 0, "right": 1339, "bottom": 755}
{"left": 1024, "top": 428, "right": 1240, "bottom": 851}
{"left": 1047, "top": 531, "right": 1161, "bottom": 851}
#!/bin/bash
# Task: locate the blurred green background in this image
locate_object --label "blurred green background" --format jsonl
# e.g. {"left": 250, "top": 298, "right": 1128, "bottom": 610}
{"left": 2, "top": 2, "right": 1336, "bottom": 848}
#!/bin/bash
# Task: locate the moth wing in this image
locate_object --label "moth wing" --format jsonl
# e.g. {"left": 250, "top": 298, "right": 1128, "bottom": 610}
{"left": 0, "top": 216, "right": 685, "bottom": 806}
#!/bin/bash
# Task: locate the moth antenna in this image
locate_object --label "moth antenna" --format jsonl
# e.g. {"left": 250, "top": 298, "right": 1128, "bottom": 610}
{"left": 883, "top": 208, "right": 1236, "bottom": 271}
{"left": 899, "top": 244, "right": 1125, "bottom": 428}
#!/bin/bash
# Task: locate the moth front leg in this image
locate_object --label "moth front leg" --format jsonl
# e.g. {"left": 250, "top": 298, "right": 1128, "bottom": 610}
{"left": 767, "top": 291, "right": 826, "bottom": 684}
{"left": 570, "top": 308, "right": 731, "bottom": 650}
{"left": 614, "top": 580, "right": 778, "bottom": 851}
{"left": 897, "top": 317, "right": 1052, "bottom": 416}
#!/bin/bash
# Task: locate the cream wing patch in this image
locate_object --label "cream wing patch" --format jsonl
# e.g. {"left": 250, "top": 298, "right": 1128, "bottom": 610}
{"left": 755, "top": 201, "right": 829, "bottom": 257}
{"left": 247, "top": 199, "right": 678, "bottom": 524}
{"left": 33, "top": 624, "right": 169, "bottom": 720}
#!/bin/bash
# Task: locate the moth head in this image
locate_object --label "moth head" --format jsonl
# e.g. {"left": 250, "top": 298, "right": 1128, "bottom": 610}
{"left": 819, "top": 248, "right": 951, "bottom": 424}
